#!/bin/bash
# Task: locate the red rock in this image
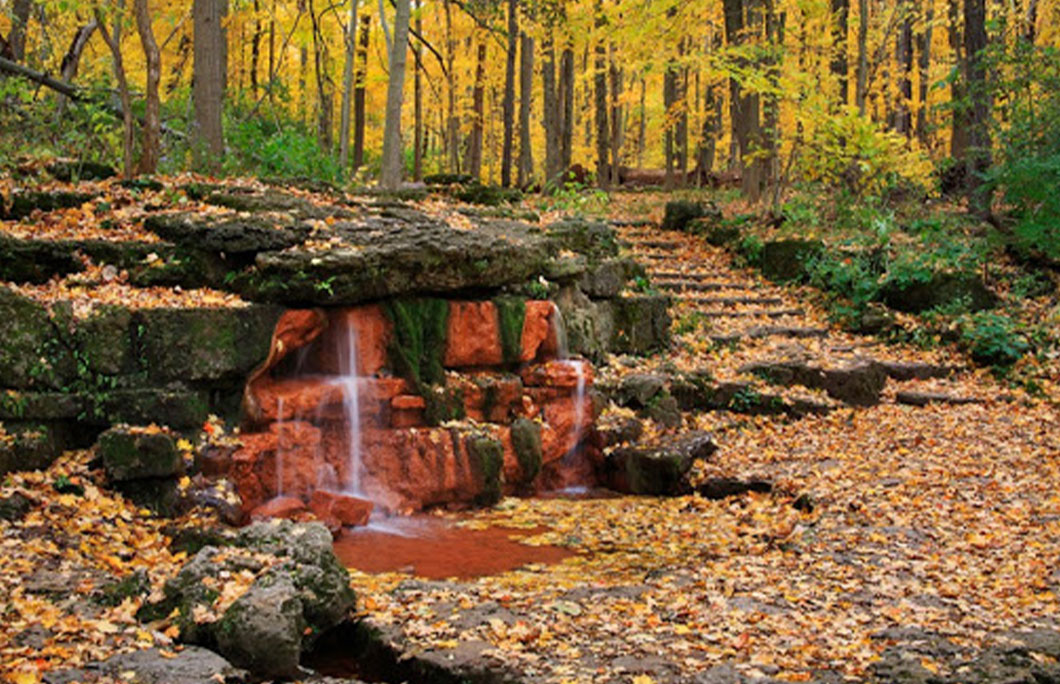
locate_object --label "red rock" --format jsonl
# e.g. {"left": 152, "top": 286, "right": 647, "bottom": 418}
{"left": 251, "top": 496, "right": 308, "bottom": 521}
{"left": 392, "top": 395, "right": 427, "bottom": 410}
{"left": 243, "top": 309, "right": 328, "bottom": 425}
{"left": 309, "top": 490, "right": 373, "bottom": 529}
{"left": 444, "top": 301, "right": 503, "bottom": 367}
{"left": 311, "top": 306, "right": 391, "bottom": 376}
{"left": 539, "top": 395, "right": 595, "bottom": 465}
{"left": 520, "top": 301, "right": 554, "bottom": 362}
{"left": 521, "top": 360, "right": 595, "bottom": 389}
{"left": 457, "top": 375, "right": 524, "bottom": 422}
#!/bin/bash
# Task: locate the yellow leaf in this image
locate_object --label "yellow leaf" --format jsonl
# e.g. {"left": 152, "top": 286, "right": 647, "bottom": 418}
{"left": 633, "top": 676, "right": 656, "bottom": 684}
{"left": 8, "top": 673, "right": 41, "bottom": 684}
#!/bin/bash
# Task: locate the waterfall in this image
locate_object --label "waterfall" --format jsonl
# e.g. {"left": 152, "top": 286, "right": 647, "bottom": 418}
{"left": 335, "top": 314, "right": 365, "bottom": 498}
{"left": 550, "top": 303, "right": 586, "bottom": 456}
{"left": 275, "top": 396, "right": 286, "bottom": 496}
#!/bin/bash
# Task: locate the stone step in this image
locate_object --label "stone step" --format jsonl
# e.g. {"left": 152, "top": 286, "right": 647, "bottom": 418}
{"left": 877, "top": 361, "right": 960, "bottom": 381}
{"left": 677, "top": 295, "right": 787, "bottom": 306}
{"left": 656, "top": 280, "right": 755, "bottom": 293}
{"left": 895, "top": 391, "right": 986, "bottom": 407}
{"left": 650, "top": 271, "right": 732, "bottom": 281}
{"left": 741, "top": 359, "right": 887, "bottom": 407}
{"left": 627, "top": 239, "right": 682, "bottom": 250}
{"left": 710, "top": 326, "right": 830, "bottom": 343}
{"left": 694, "top": 308, "right": 806, "bottom": 319}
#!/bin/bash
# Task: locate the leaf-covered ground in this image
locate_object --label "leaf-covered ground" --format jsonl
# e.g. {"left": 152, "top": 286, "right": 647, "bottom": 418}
{"left": 2, "top": 182, "right": 1059, "bottom": 682}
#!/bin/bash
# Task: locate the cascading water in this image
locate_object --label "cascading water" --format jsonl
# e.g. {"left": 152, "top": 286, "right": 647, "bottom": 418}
{"left": 275, "top": 396, "right": 286, "bottom": 496}
{"left": 550, "top": 304, "right": 587, "bottom": 456}
{"left": 334, "top": 314, "right": 365, "bottom": 498}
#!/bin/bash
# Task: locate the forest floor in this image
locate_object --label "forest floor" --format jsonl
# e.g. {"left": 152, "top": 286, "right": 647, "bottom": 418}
{"left": 2, "top": 183, "right": 1059, "bottom": 683}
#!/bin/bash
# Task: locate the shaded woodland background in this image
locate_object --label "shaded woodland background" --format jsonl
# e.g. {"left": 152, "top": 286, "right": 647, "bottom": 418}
{"left": 0, "top": 0, "right": 1058, "bottom": 224}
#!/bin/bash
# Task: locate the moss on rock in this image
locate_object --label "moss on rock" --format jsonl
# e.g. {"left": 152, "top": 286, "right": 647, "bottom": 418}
{"left": 467, "top": 435, "right": 504, "bottom": 505}
{"left": 494, "top": 296, "right": 527, "bottom": 366}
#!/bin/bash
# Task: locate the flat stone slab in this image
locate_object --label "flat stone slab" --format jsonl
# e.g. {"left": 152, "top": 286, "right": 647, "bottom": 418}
{"left": 242, "top": 212, "right": 555, "bottom": 305}
{"left": 896, "top": 390, "right": 985, "bottom": 406}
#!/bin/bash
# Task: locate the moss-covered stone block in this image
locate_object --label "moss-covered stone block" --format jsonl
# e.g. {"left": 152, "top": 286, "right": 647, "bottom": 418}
{"left": 467, "top": 435, "right": 504, "bottom": 505}
{"left": 100, "top": 386, "right": 210, "bottom": 430}
{"left": 546, "top": 219, "right": 620, "bottom": 262}
{"left": 494, "top": 296, "right": 527, "bottom": 366}
{"left": 0, "top": 190, "right": 98, "bottom": 220}
{"left": 880, "top": 271, "right": 998, "bottom": 313}
{"left": 510, "top": 418, "right": 542, "bottom": 485}
{"left": 136, "top": 305, "right": 282, "bottom": 384}
{"left": 607, "top": 295, "right": 672, "bottom": 355}
{"left": 579, "top": 258, "right": 641, "bottom": 299}
{"left": 603, "top": 432, "right": 715, "bottom": 496}
{"left": 0, "top": 426, "right": 57, "bottom": 475}
{"left": 76, "top": 305, "right": 134, "bottom": 376}
{"left": 661, "top": 200, "right": 714, "bottom": 232}
{"left": 98, "top": 426, "right": 182, "bottom": 482}
{"left": 46, "top": 160, "right": 116, "bottom": 182}
{"left": 0, "top": 287, "right": 63, "bottom": 389}
{"left": 759, "top": 239, "right": 824, "bottom": 282}
{"left": 0, "top": 235, "right": 83, "bottom": 283}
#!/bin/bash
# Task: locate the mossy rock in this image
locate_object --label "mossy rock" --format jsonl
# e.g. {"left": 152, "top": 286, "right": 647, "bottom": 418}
{"left": 466, "top": 435, "right": 504, "bottom": 505}
{"left": 510, "top": 418, "right": 542, "bottom": 485}
{"left": 46, "top": 160, "right": 117, "bottom": 182}
{"left": 423, "top": 386, "right": 465, "bottom": 426}
{"left": 135, "top": 305, "right": 282, "bottom": 384}
{"left": 661, "top": 200, "right": 720, "bottom": 233}
{"left": 0, "top": 190, "right": 99, "bottom": 220}
{"left": 606, "top": 295, "right": 672, "bottom": 355}
{"left": 0, "top": 286, "right": 63, "bottom": 389}
{"left": 0, "top": 427, "right": 57, "bottom": 476}
{"left": 759, "top": 239, "right": 824, "bottom": 282}
{"left": 98, "top": 426, "right": 182, "bottom": 482}
{"left": 546, "top": 219, "right": 620, "bottom": 262}
{"left": 604, "top": 431, "right": 716, "bottom": 496}
{"left": 129, "top": 247, "right": 232, "bottom": 290}
{"left": 99, "top": 386, "right": 210, "bottom": 430}
{"left": 383, "top": 298, "right": 449, "bottom": 388}
{"left": 76, "top": 305, "right": 134, "bottom": 376}
{"left": 119, "top": 177, "right": 165, "bottom": 192}
{"left": 453, "top": 183, "right": 523, "bottom": 207}
{"left": 0, "top": 235, "right": 84, "bottom": 283}
{"left": 494, "top": 295, "right": 527, "bottom": 366}
{"left": 143, "top": 213, "right": 310, "bottom": 255}
{"left": 424, "top": 173, "right": 476, "bottom": 185}
{"left": 579, "top": 258, "right": 642, "bottom": 299}
{"left": 880, "top": 271, "right": 998, "bottom": 313}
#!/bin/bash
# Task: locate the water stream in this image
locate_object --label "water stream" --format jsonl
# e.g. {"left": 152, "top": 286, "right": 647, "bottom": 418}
{"left": 335, "top": 313, "right": 365, "bottom": 499}
{"left": 551, "top": 303, "right": 587, "bottom": 456}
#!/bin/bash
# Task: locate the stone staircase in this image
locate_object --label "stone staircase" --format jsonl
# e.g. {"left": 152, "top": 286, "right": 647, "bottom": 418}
{"left": 609, "top": 224, "right": 989, "bottom": 419}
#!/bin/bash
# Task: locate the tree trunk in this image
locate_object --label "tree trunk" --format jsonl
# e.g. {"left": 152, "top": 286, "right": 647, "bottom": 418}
{"left": 56, "top": 21, "right": 97, "bottom": 119}
{"left": 413, "top": 0, "right": 423, "bottom": 181}
{"left": 831, "top": 0, "right": 849, "bottom": 104}
{"left": 542, "top": 33, "right": 560, "bottom": 181}
{"left": 855, "top": 0, "right": 868, "bottom": 115}
{"left": 135, "top": 0, "right": 162, "bottom": 174}
{"left": 517, "top": 21, "right": 534, "bottom": 187}
{"left": 466, "top": 40, "right": 486, "bottom": 178}
{"left": 339, "top": 0, "right": 359, "bottom": 171}
{"left": 947, "top": 0, "right": 968, "bottom": 161}
{"left": 501, "top": 0, "right": 518, "bottom": 187}
{"left": 894, "top": 2, "right": 913, "bottom": 136}
{"left": 593, "top": 0, "right": 609, "bottom": 189}
{"left": 250, "top": 0, "right": 261, "bottom": 95}
{"left": 559, "top": 43, "right": 574, "bottom": 171}
{"left": 193, "top": 0, "right": 228, "bottom": 171}
{"left": 380, "top": 0, "right": 411, "bottom": 189}
{"left": 676, "top": 38, "right": 689, "bottom": 182}
{"left": 664, "top": 59, "right": 676, "bottom": 187}
{"left": 95, "top": 4, "right": 135, "bottom": 179}
{"left": 964, "top": 0, "right": 991, "bottom": 215}
{"left": 637, "top": 75, "right": 645, "bottom": 167}
{"left": 353, "top": 12, "right": 369, "bottom": 171}
{"left": 7, "top": 0, "right": 32, "bottom": 62}
{"left": 915, "top": 1, "right": 933, "bottom": 145}
{"left": 609, "top": 49, "right": 623, "bottom": 187}
{"left": 445, "top": 0, "right": 459, "bottom": 172}
{"left": 310, "top": 0, "right": 334, "bottom": 152}
{"left": 723, "top": 0, "right": 744, "bottom": 168}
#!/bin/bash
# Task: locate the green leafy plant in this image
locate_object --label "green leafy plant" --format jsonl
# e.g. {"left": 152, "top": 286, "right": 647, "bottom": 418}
{"left": 957, "top": 311, "right": 1030, "bottom": 367}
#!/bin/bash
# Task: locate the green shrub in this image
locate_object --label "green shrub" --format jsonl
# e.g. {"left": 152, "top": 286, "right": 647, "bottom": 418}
{"left": 957, "top": 311, "right": 1030, "bottom": 367}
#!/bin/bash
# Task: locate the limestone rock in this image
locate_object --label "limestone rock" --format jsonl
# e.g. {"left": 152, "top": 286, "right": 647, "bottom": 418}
{"left": 43, "top": 646, "right": 245, "bottom": 684}
{"left": 604, "top": 431, "right": 716, "bottom": 496}
{"left": 759, "top": 239, "right": 824, "bottom": 282}
{"left": 880, "top": 271, "right": 998, "bottom": 313}
{"left": 98, "top": 426, "right": 182, "bottom": 482}
{"left": 214, "top": 575, "right": 306, "bottom": 678}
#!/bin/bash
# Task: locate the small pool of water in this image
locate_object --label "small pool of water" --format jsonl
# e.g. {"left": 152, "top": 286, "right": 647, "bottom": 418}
{"left": 332, "top": 515, "right": 577, "bottom": 579}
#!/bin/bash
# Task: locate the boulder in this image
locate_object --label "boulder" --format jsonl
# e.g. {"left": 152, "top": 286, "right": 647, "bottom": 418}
{"left": 662, "top": 200, "right": 712, "bottom": 233}
{"left": 308, "top": 490, "right": 373, "bottom": 529}
{"left": 579, "top": 258, "right": 642, "bottom": 298}
{"left": 0, "top": 427, "right": 57, "bottom": 475}
{"left": 45, "top": 160, "right": 116, "bottom": 181}
{"left": 0, "top": 235, "right": 84, "bottom": 283}
{"left": 603, "top": 431, "right": 716, "bottom": 495}
{"left": 759, "top": 239, "right": 824, "bottom": 282}
{"left": 606, "top": 295, "right": 672, "bottom": 355}
{"left": 0, "top": 491, "right": 34, "bottom": 521}
{"left": 880, "top": 271, "right": 998, "bottom": 313}
{"left": 743, "top": 359, "right": 887, "bottom": 407}
{"left": 214, "top": 575, "right": 306, "bottom": 678}
{"left": 98, "top": 426, "right": 183, "bottom": 482}
{"left": 141, "top": 521, "right": 355, "bottom": 679}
